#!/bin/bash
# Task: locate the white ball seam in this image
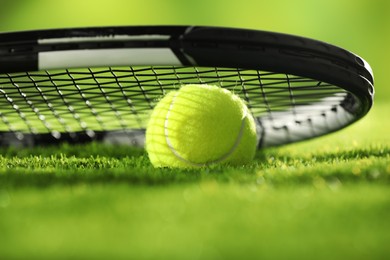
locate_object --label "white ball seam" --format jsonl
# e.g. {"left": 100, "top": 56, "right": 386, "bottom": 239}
{"left": 164, "top": 91, "right": 247, "bottom": 167}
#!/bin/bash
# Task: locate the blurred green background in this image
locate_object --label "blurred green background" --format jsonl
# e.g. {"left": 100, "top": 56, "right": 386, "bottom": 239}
{"left": 0, "top": 1, "right": 389, "bottom": 259}
{"left": 0, "top": 0, "right": 388, "bottom": 103}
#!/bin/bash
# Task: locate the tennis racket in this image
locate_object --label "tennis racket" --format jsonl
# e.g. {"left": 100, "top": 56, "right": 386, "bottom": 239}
{"left": 0, "top": 26, "right": 374, "bottom": 148}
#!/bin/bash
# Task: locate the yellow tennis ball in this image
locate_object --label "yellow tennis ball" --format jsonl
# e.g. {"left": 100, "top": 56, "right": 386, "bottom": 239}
{"left": 145, "top": 84, "right": 257, "bottom": 168}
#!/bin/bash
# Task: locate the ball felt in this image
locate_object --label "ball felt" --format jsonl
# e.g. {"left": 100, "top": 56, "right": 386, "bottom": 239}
{"left": 145, "top": 84, "right": 257, "bottom": 168}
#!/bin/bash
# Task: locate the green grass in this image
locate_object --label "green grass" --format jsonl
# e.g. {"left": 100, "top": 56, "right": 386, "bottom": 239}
{"left": 0, "top": 103, "right": 389, "bottom": 259}
{"left": 0, "top": 1, "right": 389, "bottom": 259}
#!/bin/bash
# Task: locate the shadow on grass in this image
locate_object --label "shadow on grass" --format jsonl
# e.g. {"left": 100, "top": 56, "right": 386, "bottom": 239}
{"left": 0, "top": 143, "right": 389, "bottom": 188}
{"left": 0, "top": 142, "right": 260, "bottom": 188}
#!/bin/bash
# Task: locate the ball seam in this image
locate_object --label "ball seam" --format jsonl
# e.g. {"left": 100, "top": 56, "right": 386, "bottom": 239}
{"left": 164, "top": 90, "right": 248, "bottom": 167}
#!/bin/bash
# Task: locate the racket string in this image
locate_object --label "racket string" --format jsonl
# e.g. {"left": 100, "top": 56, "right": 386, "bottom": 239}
{"left": 0, "top": 66, "right": 348, "bottom": 144}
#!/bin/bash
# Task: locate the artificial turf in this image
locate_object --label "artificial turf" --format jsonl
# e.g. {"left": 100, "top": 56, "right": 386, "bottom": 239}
{"left": 0, "top": 103, "right": 389, "bottom": 259}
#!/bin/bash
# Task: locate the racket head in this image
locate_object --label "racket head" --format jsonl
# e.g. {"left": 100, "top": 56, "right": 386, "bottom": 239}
{"left": 0, "top": 26, "right": 374, "bottom": 148}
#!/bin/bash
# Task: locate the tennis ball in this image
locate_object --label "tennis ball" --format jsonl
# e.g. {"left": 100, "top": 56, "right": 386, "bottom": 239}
{"left": 145, "top": 84, "right": 257, "bottom": 168}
